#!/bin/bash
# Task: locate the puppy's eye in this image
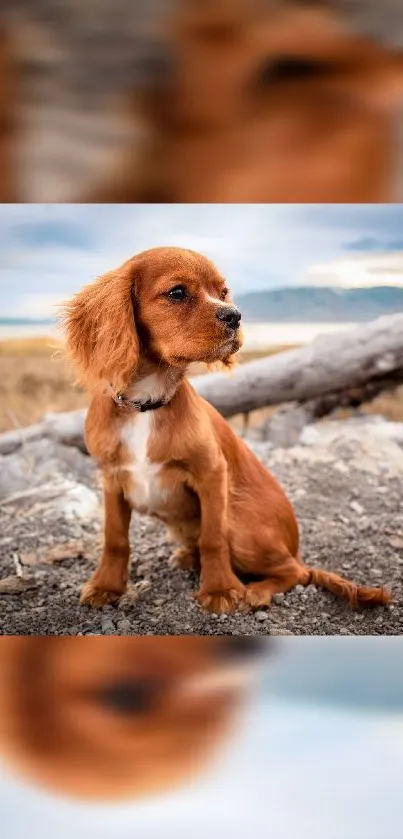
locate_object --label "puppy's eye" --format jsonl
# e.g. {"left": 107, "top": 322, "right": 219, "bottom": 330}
{"left": 257, "top": 56, "right": 330, "bottom": 86}
{"left": 167, "top": 285, "right": 188, "bottom": 302}
{"left": 220, "top": 288, "right": 228, "bottom": 301}
{"left": 96, "top": 679, "right": 161, "bottom": 715}
{"left": 217, "top": 637, "right": 269, "bottom": 660}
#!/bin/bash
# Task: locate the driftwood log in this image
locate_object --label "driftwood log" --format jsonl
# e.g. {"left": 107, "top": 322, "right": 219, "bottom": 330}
{"left": 194, "top": 312, "right": 403, "bottom": 417}
{"left": 1, "top": 313, "right": 403, "bottom": 456}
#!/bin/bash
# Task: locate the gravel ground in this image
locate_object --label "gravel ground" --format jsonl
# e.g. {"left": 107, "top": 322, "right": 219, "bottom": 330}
{"left": 0, "top": 418, "right": 402, "bottom": 636}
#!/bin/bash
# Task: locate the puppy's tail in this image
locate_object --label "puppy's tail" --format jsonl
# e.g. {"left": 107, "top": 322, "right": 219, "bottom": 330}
{"left": 302, "top": 563, "right": 391, "bottom": 608}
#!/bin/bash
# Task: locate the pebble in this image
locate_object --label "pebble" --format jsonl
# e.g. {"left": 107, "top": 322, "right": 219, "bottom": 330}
{"left": 101, "top": 617, "right": 116, "bottom": 634}
{"left": 369, "top": 568, "right": 383, "bottom": 577}
{"left": 350, "top": 500, "right": 365, "bottom": 515}
{"left": 116, "top": 618, "right": 132, "bottom": 632}
{"left": 272, "top": 593, "right": 284, "bottom": 604}
{"left": 255, "top": 611, "right": 269, "bottom": 622}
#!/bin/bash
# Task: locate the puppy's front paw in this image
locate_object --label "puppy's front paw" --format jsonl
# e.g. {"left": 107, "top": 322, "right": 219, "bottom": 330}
{"left": 80, "top": 579, "right": 125, "bottom": 608}
{"left": 196, "top": 585, "right": 247, "bottom": 615}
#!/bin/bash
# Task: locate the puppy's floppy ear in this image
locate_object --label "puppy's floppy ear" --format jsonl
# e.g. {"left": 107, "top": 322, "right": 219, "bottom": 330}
{"left": 60, "top": 257, "right": 140, "bottom": 393}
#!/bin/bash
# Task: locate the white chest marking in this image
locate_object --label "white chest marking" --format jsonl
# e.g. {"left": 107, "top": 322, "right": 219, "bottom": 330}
{"left": 120, "top": 413, "right": 165, "bottom": 513}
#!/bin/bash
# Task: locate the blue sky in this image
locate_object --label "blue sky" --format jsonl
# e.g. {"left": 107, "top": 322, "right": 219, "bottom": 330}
{"left": 1, "top": 204, "right": 403, "bottom": 318}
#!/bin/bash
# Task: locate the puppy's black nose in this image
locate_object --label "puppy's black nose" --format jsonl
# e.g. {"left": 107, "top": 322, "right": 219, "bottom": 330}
{"left": 219, "top": 637, "right": 269, "bottom": 660}
{"left": 216, "top": 306, "right": 242, "bottom": 330}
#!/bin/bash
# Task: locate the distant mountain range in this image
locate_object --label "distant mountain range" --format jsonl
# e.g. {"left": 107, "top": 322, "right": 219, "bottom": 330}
{"left": 234, "top": 286, "right": 403, "bottom": 322}
{"left": 2, "top": 286, "right": 403, "bottom": 326}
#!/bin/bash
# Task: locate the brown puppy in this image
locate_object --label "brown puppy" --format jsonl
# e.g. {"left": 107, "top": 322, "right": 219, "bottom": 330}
{"left": 88, "top": 1, "right": 403, "bottom": 203}
{"left": 0, "top": 636, "right": 263, "bottom": 800}
{"left": 61, "top": 247, "right": 391, "bottom": 616}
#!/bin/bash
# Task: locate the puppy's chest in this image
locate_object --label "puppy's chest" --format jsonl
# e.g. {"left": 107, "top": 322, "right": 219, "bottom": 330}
{"left": 119, "top": 414, "right": 167, "bottom": 515}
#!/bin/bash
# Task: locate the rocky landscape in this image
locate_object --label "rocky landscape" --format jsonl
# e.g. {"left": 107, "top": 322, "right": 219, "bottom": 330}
{"left": 0, "top": 413, "right": 402, "bottom": 636}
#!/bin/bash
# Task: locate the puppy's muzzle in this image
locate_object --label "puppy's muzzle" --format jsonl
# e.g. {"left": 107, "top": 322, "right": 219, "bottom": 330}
{"left": 216, "top": 305, "right": 242, "bottom": 331}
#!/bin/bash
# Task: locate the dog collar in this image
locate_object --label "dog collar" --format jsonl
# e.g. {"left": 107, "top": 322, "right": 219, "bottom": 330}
{"left": 110, "top": 390, "right": 168, "bottom": 412}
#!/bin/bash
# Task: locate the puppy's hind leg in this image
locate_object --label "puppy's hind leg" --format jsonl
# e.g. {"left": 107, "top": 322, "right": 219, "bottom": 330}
{"left": 167, "top": 520, "right": 201, "bottom": 572}
{"left": 169, "top": 545, "right": 201, "bottom": 572}
{"left": 245, "top": 555, "right": 309, "bottom": 609}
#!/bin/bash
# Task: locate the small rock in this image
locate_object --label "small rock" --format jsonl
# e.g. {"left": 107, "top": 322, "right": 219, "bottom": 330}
{"left": 255, "top": 610, "right": 268, "bottom": 622}
{"left": 0, "top": 575, "right": 38, "bottom": 594}
{"left": 101, "top": 617, "right": 116, "bottom": 634}
{"left": 333, "top": 461, "right": 349, "bottom": 475}
{"left": 350, "top": 500, "right": 364, "bottom": 516}
{"left": 117, "top": 619, "right": 132, "bottom": 632}
{"left": 388, "top": 536, "right": 403, "bottom": 550}
{"left": 300, "top": 426, "right": 320, "bottom": 446}
{"left": 272, "top": 593, "right": 284, "bottom": 604}
{"left": 369, "top": 568, "right": 383, "bottom": 578}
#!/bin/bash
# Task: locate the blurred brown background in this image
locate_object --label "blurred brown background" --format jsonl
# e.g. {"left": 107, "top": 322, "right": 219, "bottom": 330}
{"left": 2, "top": 0, "right": 403, "bottom": 201}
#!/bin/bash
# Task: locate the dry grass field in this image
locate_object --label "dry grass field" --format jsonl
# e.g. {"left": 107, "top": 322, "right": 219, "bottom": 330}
{"left": 0, "top": 336, "right": 402, "bottom": 435}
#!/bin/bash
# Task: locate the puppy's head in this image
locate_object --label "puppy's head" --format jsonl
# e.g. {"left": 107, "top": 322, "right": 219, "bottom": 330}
{"left": 0, "top": 637, "right": 266, "bottom": 801}
{"left": 61, "top": 247, "right": 243, "bottom": 394}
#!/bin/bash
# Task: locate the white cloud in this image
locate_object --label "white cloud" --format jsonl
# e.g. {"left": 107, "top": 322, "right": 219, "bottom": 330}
{"left": 304, "top": 251, "right": 403, "bottom": 288}
{"left": 2, "top": 205, "right": 403, "bottom": 318}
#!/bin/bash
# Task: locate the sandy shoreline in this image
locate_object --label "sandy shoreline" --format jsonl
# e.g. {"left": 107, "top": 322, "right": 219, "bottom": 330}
{"left": 0, "top": 322, "right": 359, "bottom": 349}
